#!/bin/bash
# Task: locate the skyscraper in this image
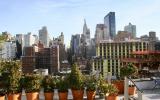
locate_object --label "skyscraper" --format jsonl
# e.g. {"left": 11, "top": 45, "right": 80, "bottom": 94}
{"left": 104, "top": 12, "right": 116, "bottom": 39}
{"left": 24, "top": 32, "right": 36, "bottom": 47}
{"left": 82, "top": 19, "right": 90, "bottom": 45}
{"left": 39, "top": 26, "right": 49, "bottom": 47}
{"left": 70, "top": 34, "right": 81, "bottom": 56}
{"left": 95, "top": 24, "right": 107, "bottom": 43}
{"left": 124, "top": 23, "right": 136, "bottom": 38}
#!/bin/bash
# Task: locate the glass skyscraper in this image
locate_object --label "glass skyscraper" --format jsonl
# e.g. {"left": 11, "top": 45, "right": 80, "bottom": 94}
{"left": 104, "top": 12, "right": 116, "bottom": 39}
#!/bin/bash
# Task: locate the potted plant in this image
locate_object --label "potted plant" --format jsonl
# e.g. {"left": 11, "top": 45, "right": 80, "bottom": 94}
{"left": 111, "top": 79, "right": 124, "bottom": 94}
{"left": 112, "top": 63, "right": 137, "bottom": 94}
{"left": 97, "top": 75, "right": 108, "bottom": 99}
{"left": 1, "top": 61, "right": 22, "bottom": 100}
{"left": 99, "top": 82, "right": 109, "bottom": 99}
{"left": 120, "top": 63, "right": 137, "bottom": 95}
{"left": 85, "top": 75, "right": 97, "bottom": 100}
{"left": 23, "top": 74, "right": 41, "bottom": 100}
{"left": 128, "top": 84, "right": 136, "bottom": 95}
{"left": 68, "top": 63, "right": 84, "bottom": 100}
{"left": 57, "top": 76, "right": 69, "bottom": 100}
{"left": 107, "top": 84, "right": 119, "bottom": 100}
{"left": 42, "top": 75, "right": 55, "bottom": 100}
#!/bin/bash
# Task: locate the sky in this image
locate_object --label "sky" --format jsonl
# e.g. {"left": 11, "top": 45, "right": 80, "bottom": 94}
{"left": 0, "top": 0, "right": 160, "bottom": 46}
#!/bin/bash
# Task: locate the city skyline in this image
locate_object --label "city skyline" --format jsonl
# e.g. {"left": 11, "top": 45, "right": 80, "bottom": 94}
{"left": 0, "top": 0, "right": 160, "bottom": 46}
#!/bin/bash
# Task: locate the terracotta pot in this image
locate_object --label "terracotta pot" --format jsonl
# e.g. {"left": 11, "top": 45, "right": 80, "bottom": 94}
{"left": 26, "top": 92, "right": 39, "bottom": 100}
{"left": 87, "top": 91, "right": 96, "bottom": 100}
{"left": 58, "top": 92, "right": 68, "bottom": 100}
{"left": 112, "top": 80, "right": 124, "bottom": 94}
{"left": 86, "top": 91, "right": 96, "bottom": 100}
{"left": 72, "top": 89, "right": 84, "bottom": 100}
{"left": 44, "top": 92, "right": 53, "bottom": 100}
{"left": 128, "top": 86, "right": 136, "bottom": 95}
{"left": 0, "top": 95, "right": 5, "bottom": 100}
{"left": 7, "top": 93, "right": 21, "bottom": 100}
{"left": 106, "top": 94, "right": 118, "bottom": 100}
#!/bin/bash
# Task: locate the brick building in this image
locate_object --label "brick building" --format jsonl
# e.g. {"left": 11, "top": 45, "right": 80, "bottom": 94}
{"left": 21, "top": 44, "right": 59, "bottom": 74}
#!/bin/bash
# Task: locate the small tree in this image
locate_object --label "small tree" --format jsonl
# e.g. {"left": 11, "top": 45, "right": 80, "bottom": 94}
{"left": 68, "top": 63, "right": 84, "bottom": 90}
{"left": 42, "top": 75, "right": 55, "bottom": 92}
{"left": 120, "top": 63, "right": 138, "bottom": 78}
{"left": 1, "top": 60, "right": 22, "bottom": 94}
{"left": 23, "top": 74, "right": 42, "bottom": 93}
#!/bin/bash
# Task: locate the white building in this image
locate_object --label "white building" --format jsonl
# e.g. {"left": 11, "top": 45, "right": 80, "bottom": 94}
{"left": 124, "top": 23, "right": 136, "bottom": 38}
{"left": 24, "top": 32, "right": 36, "bottom": 47}
{"left": 2, "top": 41, "right": 16, "bottom": 60}
{"left": 39, "top": 26, "right": 49, "bottom": 47}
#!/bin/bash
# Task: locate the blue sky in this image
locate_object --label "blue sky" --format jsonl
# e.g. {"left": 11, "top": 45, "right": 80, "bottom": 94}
{"left": 0, "top": 0, "right": 160, "bottom": 46}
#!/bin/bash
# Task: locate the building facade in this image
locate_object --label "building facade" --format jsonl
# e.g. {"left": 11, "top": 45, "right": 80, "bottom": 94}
{"left": 39, "top": 26, "right": 49, "bottom": 47}
{"left": 104, "top": 12, "right": 116, "bottom": 39}
{"left": 92, "top": 40, "right": 149, "bottom": 77}
{"left": 124, "top": 23, "right": 136, "bottom": 38}
{"left": 95, "top": 24, "right": 108, "bottom": 43}
{"left": 24, "top": 32, "right": 36, "bottom": 47}
{"left": 70, "top": 34, "right": 81, "bottom": 57}
{"left": 1, "top": 41, "right": 16, "bottom": 60}
{"left": 22, "top": 44, "right": 60, "bottom": 74}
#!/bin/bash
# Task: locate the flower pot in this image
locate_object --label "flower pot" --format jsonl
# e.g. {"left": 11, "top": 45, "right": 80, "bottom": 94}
{"left": 72, "top": 89, "right": 84, "bottom": 100}
{"left": 0, "top": 95, "right": 5, "bottom": 100}
{"left": 128, "top": 86, "right": 136, "bottom": 95}
{"left": 106, "top": 94, "right": 118, "bottom": 100}
{"left": 112, "top": 81, "right": 124, "bottom": 94}
{"left": 44, "top": 92, "right": 53, "bottom": 100}
{"left": 7, "top": 93, "right": 21, "bottom": 100}
{"left": 58, "top": 92, "right": 68, "bottom": 100}
{"left": 26, "top": 92, "right": 39, "bottom": 100}
{"left": 86, "top": 91, "right": 96, "bottom": 100}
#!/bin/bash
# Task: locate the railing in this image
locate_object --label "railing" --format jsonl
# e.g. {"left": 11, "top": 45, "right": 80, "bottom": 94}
{"left": 127, "top": 77, "right": 143, "bottom": 100}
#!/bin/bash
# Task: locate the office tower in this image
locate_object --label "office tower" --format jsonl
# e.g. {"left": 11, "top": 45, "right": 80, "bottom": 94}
{"left": 24, "top": 32, "right": 36, "bottom": 47}
{"left": 70, "top": 34, "right": 81, "bottom": 56}
{"left": 39, "top": 26, "right": 49, "bottom": 47}
{"left": 148, "top": 31, "right": 157, "bottom": 51}
{"left": 124, "top": 23, "right": 136, "bottom": 38}
{"left": 52, "top": 32, "right": 67, "bottom": 67}
{"left": 21, "top": 46, "right": 37, "bottom": 73}
{"left": 95, "top": 24, "right": 107, "bottom": 43}
{"left": 104, "top": 12, "right": 116, "bottom": 39}
{"left": 53, "top": 32, "right": 64, "bottom": 45}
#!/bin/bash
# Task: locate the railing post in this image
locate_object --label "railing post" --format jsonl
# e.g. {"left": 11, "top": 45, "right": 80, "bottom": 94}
{"left": 138, "top": 90, "right": 143, "bottom": 100}
{"left": 124, "top": 76, "right": 129, "bottom": 100}
{"left": 107, "top": 72, "right": 111, "bottom": 84}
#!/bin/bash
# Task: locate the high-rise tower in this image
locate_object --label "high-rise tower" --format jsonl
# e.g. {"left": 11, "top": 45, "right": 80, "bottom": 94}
{"left": 124, "top": 23, "right": 136, "bottom": 38}
{"left": 39, "top": 26, "right": 49, "bottom": 47}
{"left": 104, "top": 12, "right": 116, "bottom": 39}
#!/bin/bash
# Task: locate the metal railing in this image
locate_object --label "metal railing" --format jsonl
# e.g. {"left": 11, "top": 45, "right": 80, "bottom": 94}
{"left": 127, "top": 77, "right": 143, "bottom": 100}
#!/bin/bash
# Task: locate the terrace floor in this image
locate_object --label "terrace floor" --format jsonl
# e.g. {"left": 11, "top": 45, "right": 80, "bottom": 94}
{"left": 20, "top": 89, "right": 125, "bottom": 100}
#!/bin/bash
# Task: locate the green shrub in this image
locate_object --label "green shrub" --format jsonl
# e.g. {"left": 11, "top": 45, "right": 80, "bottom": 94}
{"left": 85, "top": 75, "right": 97, "bottom": 91}
{"left": 57, "top": 76, "right": 69, "bottom": 92}
{"left": 68, "top": 63, "right": 84, "bottom": 90}
{"left": 23, "top": 74, "right": 42, "bottom": 93}
{"left": 42, "top": 75, "right": 55, "bottom": 92}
